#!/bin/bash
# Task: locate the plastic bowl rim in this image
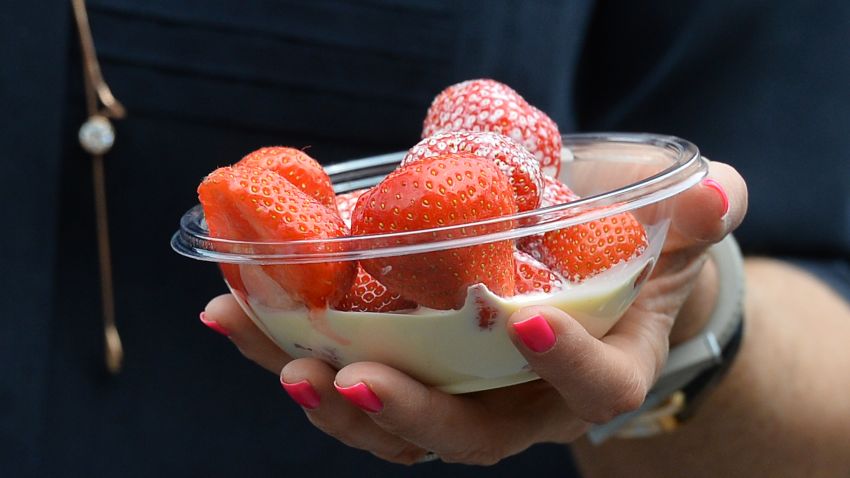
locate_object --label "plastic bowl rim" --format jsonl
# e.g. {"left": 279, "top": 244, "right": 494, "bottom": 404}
{"left": 171, "top": 132, "right": 706, "bottom": 264}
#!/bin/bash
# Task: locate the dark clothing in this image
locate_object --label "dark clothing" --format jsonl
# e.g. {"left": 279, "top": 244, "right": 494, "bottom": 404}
{"left": 1, "top": 1, "right": 848, "bottom": 476}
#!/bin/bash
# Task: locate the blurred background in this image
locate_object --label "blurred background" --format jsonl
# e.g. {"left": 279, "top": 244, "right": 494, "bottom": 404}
{"left": 1, "top": 0, "right": 848, "bottom": 476}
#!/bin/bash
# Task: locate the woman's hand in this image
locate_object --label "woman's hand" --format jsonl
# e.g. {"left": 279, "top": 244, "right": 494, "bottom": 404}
{"left": 202, "top": 160, "right": 747, "bottom": 465}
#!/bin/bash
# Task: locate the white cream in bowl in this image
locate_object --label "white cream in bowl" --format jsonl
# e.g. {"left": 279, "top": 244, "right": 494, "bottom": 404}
{"left": 230, "top": 223, "right": 663, "bottom": 394}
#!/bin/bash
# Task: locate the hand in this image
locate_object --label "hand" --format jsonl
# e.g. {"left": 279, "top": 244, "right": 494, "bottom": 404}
{"left": 202, "top": 160, "right": 747, "bottom": 465}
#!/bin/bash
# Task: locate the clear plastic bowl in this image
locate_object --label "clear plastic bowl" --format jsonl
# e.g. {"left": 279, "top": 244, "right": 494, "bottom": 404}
{"left": 172, "top": 133, "right": 706, "bottom": 393}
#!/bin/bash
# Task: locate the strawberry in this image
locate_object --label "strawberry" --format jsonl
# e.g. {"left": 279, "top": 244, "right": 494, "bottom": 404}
{"left": 517, "top": 175, "right": 579, "bottom": 256}
{"left": 350, "top": 153, "right": 517, "bottom": 310}
{"left": 237, "top": 146, "right": 337, "bottom": 211}
{"left": 513, "top": 249, "right": 565, "bottom": 295}
{"left": 402, "top": 131, "right": 543, "bottom": 211}
{"left": 335, "top": 265, "right": 418, "bottom": 313}
{"left": 535, "top": 212, "right": 648, "bottom": 283}
{"left": 540, "top": 175, "right": 579, "bottom": 208}
{"left": 422, "top": 79, "right": 562, "bottom": 177}
{"left": 335, "top": 189, "right": 367, "bottom": 228}
{"left": 198, "top": 165, "right": 356, "bottom": 308}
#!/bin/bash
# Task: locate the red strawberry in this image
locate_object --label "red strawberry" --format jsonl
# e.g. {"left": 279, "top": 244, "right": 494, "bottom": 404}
{"left": 402, "top": 131, "right": 543, "bottom": 211}
{"left": 237, "top": 146, "right": 337, "bottom": 211}
{"left": 198, "top": 166, "right": 356, "bottom": 308}
{"left": 540, "top": 175, "right": 579, "bottom": 208}
{"left": 422, "top": 79, "right": 562, "bottom": 177}
{"left": 513, "top": 249, "right": 565, "bottom": 295}
{"left": 350, "top": 153, "right": 517, "bottom": 310}
{"left": 536, "top": 212, "right": 648, "bottom": 283}
{"left": 335, "top": 265, "right": 418, "bottom": 313}
{"left": 335, "top": 189, "right": 367, "bottom": 228}
{"left": 517, "top": 175, "right": 580, "bottom": 256}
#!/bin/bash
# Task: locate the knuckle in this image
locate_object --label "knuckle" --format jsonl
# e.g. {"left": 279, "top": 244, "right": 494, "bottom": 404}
{"left": 581, "top": 406, "right": 618, "bottom": 425}
{"left": 245, "top": 353, "right": 279, "bottom": 373}
{"left": 613, "top": 383, "right": 648, "bottom": 416}
{"left": 581, "top": 376, "right": 649, "bottom": 425}
{"left": 370, "top": 416, "right": 412, "bottom": 439}
{"left": 619, "top": 382, "right": 650, "bottom": 417}
{"left": 439, "top": 445, "right": 505, "bottom": 466}
{"left": 373, "top": 445, "right": 425, "bottom": 466}
{"left": 234, "top": 343, "right": 261, "bottom": 364}
{"left": 305, "top": 410, "right": 360, "bottom": 445}
{"left": 369, "top": 390, "right": 436, "bottom": 439}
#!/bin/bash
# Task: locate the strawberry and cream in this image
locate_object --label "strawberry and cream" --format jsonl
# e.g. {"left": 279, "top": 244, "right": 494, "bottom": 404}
{"left": 191, "top": 79, "right": 664, "bottom": 394}
{"left": 231, "top": 223, "right": 662, "bottom": 394}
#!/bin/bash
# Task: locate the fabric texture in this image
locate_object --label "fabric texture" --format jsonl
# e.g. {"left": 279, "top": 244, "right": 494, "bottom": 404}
{"left": 1, "top": 0, "right": 848, "bottom": 476}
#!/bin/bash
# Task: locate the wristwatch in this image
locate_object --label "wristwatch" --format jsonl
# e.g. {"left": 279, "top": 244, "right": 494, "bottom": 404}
{"left": 588, "top": 235, "right": 746, "bottom": 444}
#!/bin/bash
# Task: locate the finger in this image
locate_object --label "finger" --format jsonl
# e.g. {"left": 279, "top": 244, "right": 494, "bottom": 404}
{"left": 508, "top": 305, "right": 663, "bottom": 425}
{"left": 333, "top": 362, "right": 579, "bottom": 465}
{"left": 280, "top": 358, "right": 424, "bottom": 465}
{"left": 203, "top": 294, "right": 290, "bottom": 374}
{"left": 665, "top": 159, "right": 747, "bottom": 251}
{"left": 669, "top": 256, "right": 718, "bottom": 345}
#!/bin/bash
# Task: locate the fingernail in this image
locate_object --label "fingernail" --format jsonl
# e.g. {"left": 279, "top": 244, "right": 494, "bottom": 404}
{"left": 281, "top": 379, "right": 321, "bottom": 410}
{"left": 702, "top": 179, "right": 729, "bottom": 217}
{"left": 199, "top": 311, "right": 230, "bottom": 336}
{"left": 512, "top": 314, "right": 556, "bottom": 353}
{"left": 334, "top": 381, "right": 383, "bottom": 413}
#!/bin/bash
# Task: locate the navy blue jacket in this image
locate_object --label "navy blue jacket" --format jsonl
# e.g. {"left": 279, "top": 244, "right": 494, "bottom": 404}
{"left": 1, "top": 1, "right": 848, "bottom": 476}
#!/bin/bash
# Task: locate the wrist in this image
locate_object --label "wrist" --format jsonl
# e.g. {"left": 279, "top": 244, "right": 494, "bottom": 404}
{"left": 575, "top": 258, "right": 850, "bottom": 476}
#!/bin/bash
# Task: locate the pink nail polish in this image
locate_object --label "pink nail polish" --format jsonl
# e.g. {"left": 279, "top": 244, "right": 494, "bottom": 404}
{"left": 702, "top": 179, "right": 730, "bottom": 216}
{"left": 199, "top": 311, "right": 230, "bottom": 336}
{"left": 334, "top": 382, "right": 383, "bottom": 413}
{"left": 281, "top": 379, "right": 321, "bottom": 410}
{"left": 512, "top": 314, "right": 556, "bottom": 353}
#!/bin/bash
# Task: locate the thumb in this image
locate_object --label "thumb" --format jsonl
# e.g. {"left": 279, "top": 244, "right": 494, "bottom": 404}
{"left": 507, "top": 305, "right": 656, "bottom": 424}
{"left": 664, "top": 160, "right": 748, "bottom": 251}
